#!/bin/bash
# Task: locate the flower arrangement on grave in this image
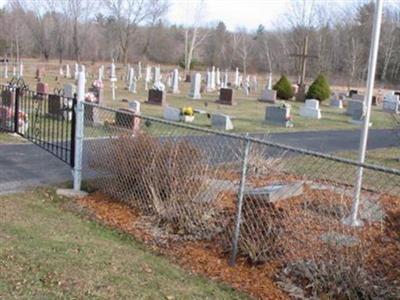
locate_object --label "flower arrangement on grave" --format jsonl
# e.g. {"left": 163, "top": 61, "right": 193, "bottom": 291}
{"left": 279, "top": 103, "right": 294, "bottom": 127}
{"left": 92, "top": 80, "right": 104, "bottom": 90}
{"left": 84, "top": 92, "right": 97, "bottom": 103}
{"left": 0, "top": 106, "right": 28, "bottom": 133}
{"left": 181, "top": 106, "right": 194, "bottom": 116}
{"left": 180, "top": 106, "right": 195, "bottom": 122}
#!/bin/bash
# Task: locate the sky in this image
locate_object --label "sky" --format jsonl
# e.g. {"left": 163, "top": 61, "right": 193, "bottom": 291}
{"left": 167, "top": 0, "right": 289, "bottom": 31}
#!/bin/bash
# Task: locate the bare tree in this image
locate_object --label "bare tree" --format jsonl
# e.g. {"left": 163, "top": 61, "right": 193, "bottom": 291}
{"left": 105, "top": 0, "right": 168, "bottom": 64}
{"left": 183, "top": 0, "right": 209, "bottom": 74}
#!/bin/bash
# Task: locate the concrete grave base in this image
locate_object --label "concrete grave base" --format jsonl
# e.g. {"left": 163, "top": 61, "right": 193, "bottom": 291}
{"left": 56, "top": 188, "right": 88, "bottom": 199}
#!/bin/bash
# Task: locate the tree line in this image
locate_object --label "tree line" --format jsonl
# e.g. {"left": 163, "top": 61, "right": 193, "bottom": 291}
{"left": 1, "top": 0, "right": 400, "bottom": 86}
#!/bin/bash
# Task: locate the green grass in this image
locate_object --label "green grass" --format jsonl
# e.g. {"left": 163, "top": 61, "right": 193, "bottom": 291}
{"left": 0, "top": 188, "right": 248, "bottom": 299}
{"left": 1, "top": 67, "right": 396, "bottom": 134}
{"left": 337, "top": 147, "right": 400, "bottom": 169}
{"left": 0, "top": 132, "right": 27, "bottom": 144}
{"left": 283, "top": 147, "right": 400, "bottom": 194}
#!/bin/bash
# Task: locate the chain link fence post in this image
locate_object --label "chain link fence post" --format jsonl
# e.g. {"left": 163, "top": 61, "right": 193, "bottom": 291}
{"left": 73, "top": 69, "right": 85, "bottom": 192}
{"left": 229, "top": 136, "right": 251, "bottom": 266}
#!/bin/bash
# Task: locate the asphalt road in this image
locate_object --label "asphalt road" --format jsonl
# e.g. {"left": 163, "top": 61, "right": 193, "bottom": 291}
{"left": 0, "top": 128, "right": 398, "bottom": 194}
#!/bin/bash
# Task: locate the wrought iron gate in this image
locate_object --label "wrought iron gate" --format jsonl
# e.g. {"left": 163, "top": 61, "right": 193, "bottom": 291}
{"left": 0, "top": 78, "right": 76, "bottom": 167}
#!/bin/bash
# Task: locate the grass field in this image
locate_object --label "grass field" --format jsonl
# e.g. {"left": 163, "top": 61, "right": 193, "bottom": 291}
{"left": 0, "top": 188, "right": 247, "bottom": 299}
{"left": 1, "top": 58, "right": 397, "bottom": 133}
{"left": 0, "top": 131, "right": 27, "bottom": 144}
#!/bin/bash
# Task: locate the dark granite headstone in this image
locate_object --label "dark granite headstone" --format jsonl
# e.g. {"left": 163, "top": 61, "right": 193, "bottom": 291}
{"left": 48, "top": 94, "right": 63, "bottom": 118}
{"left": 36, "top": 82, "right": 49, "bottom": 95}
{"left": 115, "top": 109, "right": 140, "bottom": 133}
{"left": 185, "top": 74, "right": 191, "bottom": 82}
{"left": 265, "top": 105, "right": 293, "bottom": 127}
{"left": 146, "top": 89, "right": 166, "bottom": 106}
{"left": 216, "top": 88, "right": 236, "bottom": 105}
{"left": 349, "top": 89, "right": 358, "bottom": 97}
{"left": 372, "top": 95, "right": 377, "bottom": 106}
{"left": 1, "top": 90, "right": 15, "bottom": 107}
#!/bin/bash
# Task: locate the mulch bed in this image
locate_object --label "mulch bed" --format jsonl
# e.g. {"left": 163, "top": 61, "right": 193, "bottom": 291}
{"left": 74, "top": 173, "right": 400, "bottom": 300}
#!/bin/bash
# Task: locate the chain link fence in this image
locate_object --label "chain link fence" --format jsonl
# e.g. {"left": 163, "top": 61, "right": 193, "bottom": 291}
{"left": 82, "top": 102, "right": 400, "bottom": 299}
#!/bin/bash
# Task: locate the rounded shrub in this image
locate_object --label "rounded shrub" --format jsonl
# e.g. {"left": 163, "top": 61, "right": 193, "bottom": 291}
{"left": 306, "top": 74, "right": 331, "bottom": 101}
{"left": 273, "top": 75, "right": 294, "bottom": 100}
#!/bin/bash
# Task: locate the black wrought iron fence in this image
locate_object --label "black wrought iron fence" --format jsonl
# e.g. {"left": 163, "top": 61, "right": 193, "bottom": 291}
{"left": 0, "top": 79, "right": 76, "bottom": 166}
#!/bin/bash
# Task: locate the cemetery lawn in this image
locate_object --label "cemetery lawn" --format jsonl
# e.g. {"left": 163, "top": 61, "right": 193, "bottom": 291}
{"left": 337, "top": 146, "right": 400, "bottom": 169}
{"left": 0, "top": 132, "right": 27, "bottom": 144}
{"left": 0, "top": 188, "right": 248, "bottom": 300}
{"left": 3, "top": 62, "right": 396, "bottom": 134}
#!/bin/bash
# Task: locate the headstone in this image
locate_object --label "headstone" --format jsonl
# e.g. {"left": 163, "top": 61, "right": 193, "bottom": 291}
{"left": 349, "top": 89, "right": 358, "bottom": 97}
{"left": 147, "top": 89, "right": 166, "bottom": 105}
{"left": 12, "top": 66, "right": 16, "bottom": 77}
{"left": 98, "top": 66, "right": 104, "bottom": 81}
{"left": 110, "top": 62, "right": 117, "bottom": 101}
{"left": 115, "top": 108, "right": 140, "bottom": 133}
{"left": 383, "top": 92, "right": 399, "bottom": 113}
{"left": 18, "top": 62, "right": 23, "bottom": 78}
{"left": 188, "top": 73, "right": 201, "bottom": 99}
{"left": 154, "top": 66, "right": 161, "bottom": 84}
{"left": 137, "top": 61, "right": 142, "bottom": 79}
{"left": 267, "top": 72, "right": 272, "bottom": 90}
{"left": 36, "top": 82, "right": 49, "bottom": 95}
{"left": 243, "top": 182, "right": 303, "bottom": 203}
{"left": 128, "top": 68, "right": 135, "bottom": 90}
{"left": 216, "top": 68, "right": 221, "bottom": 86}
{"left": 346, "top": 99, "right": 364, "bottom": 116}
{"left": 243, "top": 75, "right": 250, "bottom": 96}
{"left": 74, "top": 63, "right": 79, "bottom": 80}
{"left": 351, "top": 94, "right": 365, "bottom": 101}
{"left": 265, "top": 105, "right": 293, "bottom": 127}
{"left": 330, "top": 94, "right": 343, "bottom": 109}
{"left": 299, "top": 99, "right": 322, "bottom": 119}
{"left": 347, "top": 100, "right": 372, "bottom": 126}
{"left": 259, "top": 88, "right": 277, "bottom": 103}
{"left": 210, "top": 66, "right": 216, "bottom": 91}
{"left": 185, "top": 74, "right": 191, "bottom": 82}
{"left": 48, "top": 94, "right": 63, "bottom": 118}
{"left": 128, "top": 100, "right": 141, "bottom": 114}
{"left": 63, "top": 83, "right": 77, "bottom": 98}
{"left": 172, "top": 69, "right": 180, "bottom": 94}
{"left": 211, "top": 113, "right": 234, "bottom": 130}
{"left": 234, "top": 68, "right": 239, "bottom": 88}
{"left": 1, "top": 89, "right": 15, "bottom": 107}
{"left": 3, "top": 63, "right": 8, "bottom": 79}
{"left": 206, "top": 69, "right": 212, "bottom": 92}
{"left": 292, "top": 84, "right": 299, "bottom": 95}
{"left": 145, "top": 65, "right": 151, "bottom": 90}
{"left": 222, "top": 71, "right": 228, "bottom": 88}
{"left": 65, "top": 64, "right": 71, "bottom": 78}
{"left": 163, "top": 106, "right": 181, "bottom": 122}
{"left": 59, "top": 67, "right": 64, "bottom": 77}
{"left": 251, "top": 75, "right": 258, "bottom": 92}
{"left": 36, "top": 67, "right": 45, "bottom": 80}
{"left": 216, "top": 88, "right": 236, "bottom": 105}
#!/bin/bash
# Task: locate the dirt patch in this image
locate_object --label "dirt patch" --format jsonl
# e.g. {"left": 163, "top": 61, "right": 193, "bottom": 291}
{"left": 74, "top": 176, "right": 400, "bottom": 299}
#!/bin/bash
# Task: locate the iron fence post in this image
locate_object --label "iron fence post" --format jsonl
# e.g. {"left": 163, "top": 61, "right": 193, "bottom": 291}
{"left": 70, "top": 95, "right": 77, "bottom": 168}
{"left": 14, "top": 87, "right": 20, "bottom": 133}
{"left": 229, "top": 136, "right": 251, "bottom": 266}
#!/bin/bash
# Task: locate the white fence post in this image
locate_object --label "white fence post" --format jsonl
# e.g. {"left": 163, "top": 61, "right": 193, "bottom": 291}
{"left": 344, "top": 0, "right": 383, "bottom": 227}
{"left": 73, "top": 69, "right": 86, "bottom": 192}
